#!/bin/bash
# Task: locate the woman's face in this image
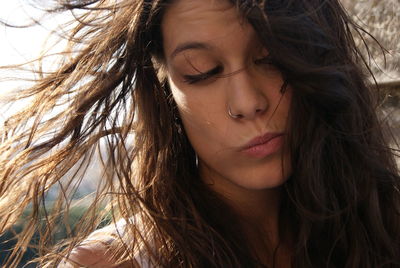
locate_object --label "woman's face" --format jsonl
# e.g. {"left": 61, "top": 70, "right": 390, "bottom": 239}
{"left": 162, "top": 0, "right": 292, "bottom": 197}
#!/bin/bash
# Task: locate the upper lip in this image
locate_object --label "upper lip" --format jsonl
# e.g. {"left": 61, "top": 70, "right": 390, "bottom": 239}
{"left": 241, "top": 132, "right": 284, "bottom": 150}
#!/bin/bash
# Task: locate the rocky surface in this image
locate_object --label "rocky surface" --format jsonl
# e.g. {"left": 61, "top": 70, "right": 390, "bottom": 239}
{"left": 342, "top": 0, "right": 399, "bottom": 85}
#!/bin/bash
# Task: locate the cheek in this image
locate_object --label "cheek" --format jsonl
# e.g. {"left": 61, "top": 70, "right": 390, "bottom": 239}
{"left": 168, "top": 76, "right": 292, "bottom": 191}
{"left": 168, "top": 78, "right": 229, "bottom": 152}
{"left": 270, "top": 85, "right": 292, "bottom": 124}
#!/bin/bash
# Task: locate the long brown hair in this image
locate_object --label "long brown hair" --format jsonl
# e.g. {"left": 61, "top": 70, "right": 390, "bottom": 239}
{"left": 0, "top": 0, "right": 399, "bottom": 267}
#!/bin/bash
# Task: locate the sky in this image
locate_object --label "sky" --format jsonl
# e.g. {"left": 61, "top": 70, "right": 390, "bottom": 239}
{"left": 0, "top": 1, "right": 70, "bottom": 122}
{"left": 1, "top": 1, "right": 55, "bottom": 67}
{"left": 0, "top": 1, "right": 105, "bottom": 193}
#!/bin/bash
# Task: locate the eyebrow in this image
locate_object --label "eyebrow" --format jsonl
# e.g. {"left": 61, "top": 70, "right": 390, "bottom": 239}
{"left": 170, "top": 42, "right": 212, "bottom": 59}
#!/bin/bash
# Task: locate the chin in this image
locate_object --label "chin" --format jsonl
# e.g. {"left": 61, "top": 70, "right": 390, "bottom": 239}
{"left": 235, "top": 158, "right": 292, "bottom": 191}
{"left": 198, "top": 152, "right": 292, "bottom": 195}
{"left": 235, "top": 169, "right": 290, "bottom": 191}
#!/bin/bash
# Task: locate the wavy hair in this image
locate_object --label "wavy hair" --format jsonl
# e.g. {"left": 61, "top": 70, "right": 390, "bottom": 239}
{"left": 0, "top": 0, "right": 399, "bottom": 267}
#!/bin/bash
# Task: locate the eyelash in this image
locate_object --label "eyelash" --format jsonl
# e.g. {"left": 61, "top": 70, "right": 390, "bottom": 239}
{"left": 182, "top": 55, "right": 275, "bottom": 84}
{"left": 183, "top": 65, "right": 223, "bottom": 84}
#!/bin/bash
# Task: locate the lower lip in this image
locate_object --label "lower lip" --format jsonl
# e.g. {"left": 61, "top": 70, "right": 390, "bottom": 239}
{"left": 241, "top": 135, "right": 284, "bottom": 158}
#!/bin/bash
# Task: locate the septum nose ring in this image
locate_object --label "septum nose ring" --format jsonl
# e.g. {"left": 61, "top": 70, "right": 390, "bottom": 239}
{"left": 228, "top": 107, "right": 241, "bottom": 119}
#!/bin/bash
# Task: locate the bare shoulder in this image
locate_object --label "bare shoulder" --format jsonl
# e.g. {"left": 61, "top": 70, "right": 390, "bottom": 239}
{"left": 58, "top": 244, "right": 140, "bottom": 267}
{"left": 58, "top": 219, "right": 141, "bottom": 267}
{"left": 58, "top": 242, "right": 120, "bottom": 267}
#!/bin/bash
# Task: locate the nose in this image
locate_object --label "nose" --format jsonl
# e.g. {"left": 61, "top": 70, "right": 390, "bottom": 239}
{"left": 226, "top": 69, "right": 268, "bottom": 120}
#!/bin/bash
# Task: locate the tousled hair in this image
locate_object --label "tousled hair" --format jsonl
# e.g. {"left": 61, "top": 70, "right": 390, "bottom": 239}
{"left": 0, "top": 0, "right": 399, "bottom": 267}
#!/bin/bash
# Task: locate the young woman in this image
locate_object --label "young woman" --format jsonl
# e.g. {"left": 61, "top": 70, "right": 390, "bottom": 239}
{"left": 0, "top": 0, "right": 399, "bottom": 267}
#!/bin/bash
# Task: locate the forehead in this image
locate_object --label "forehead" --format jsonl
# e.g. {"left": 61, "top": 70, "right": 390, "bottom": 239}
{"left": 162, "top": 0, "right": 237, "bottom": 23}
{"left": 161, "top": 0, "right": 254, "bottom": 58}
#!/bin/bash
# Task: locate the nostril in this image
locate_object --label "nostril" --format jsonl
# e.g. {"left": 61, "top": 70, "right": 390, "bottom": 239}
{"left": 256, "top": 108, "right": 264, "bottom": 114}
{"left": 233, "top": 113, "right": 244, "bottom": 119}
{"left": 228, "top": 107, "right": 243, "bottom": 119}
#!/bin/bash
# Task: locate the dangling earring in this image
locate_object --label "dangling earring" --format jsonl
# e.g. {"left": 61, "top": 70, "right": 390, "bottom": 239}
{"left": 173, "top": 105, "right": 184, "bottom": 135}
{"left": 195, "top": 153, "right": 199, "bottom": 167}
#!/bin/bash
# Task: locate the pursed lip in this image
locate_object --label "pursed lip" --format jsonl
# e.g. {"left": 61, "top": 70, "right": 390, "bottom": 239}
{"left": 240, "top": 132, "right": 285, "bottom": 151}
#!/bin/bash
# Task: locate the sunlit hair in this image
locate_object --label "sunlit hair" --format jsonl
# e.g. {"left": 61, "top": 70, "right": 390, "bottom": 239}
{"left": 0, "top": 0, "right": 399, "bottom": 267}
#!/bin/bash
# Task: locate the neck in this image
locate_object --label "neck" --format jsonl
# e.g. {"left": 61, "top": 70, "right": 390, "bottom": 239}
{"left": 200, "top": 168, "right": 282, "bottom": 242}
{"left": 201, "top": 167, "right": 280, "bottom": 223}
{"left": 199, "top": 165, "right": 293, "bottom": 267}
{"left": 211, "top": 183, "right": 292, "bottom": 267}
{"left": 225, "top": 187, "right": 282, "bottom": 240}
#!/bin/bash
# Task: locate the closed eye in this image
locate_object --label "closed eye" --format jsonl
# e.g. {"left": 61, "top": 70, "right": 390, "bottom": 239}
{"left": 254, "top": 55, "right": 274, "bottom": 65}
{"left": 182, "top": 65, "right": 223, "bottom": 84}
{"left": 182, "top": 55, "right": 274, "bottom": 84}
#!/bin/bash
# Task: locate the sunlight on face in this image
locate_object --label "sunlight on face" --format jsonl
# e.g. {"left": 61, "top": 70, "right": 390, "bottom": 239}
{"left": 162, "top": 0, "right": 292, "bottom": 199}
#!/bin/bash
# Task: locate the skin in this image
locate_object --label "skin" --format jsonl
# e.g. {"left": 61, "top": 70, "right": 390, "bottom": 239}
{"left": 64, "top": 1, "right": 293, "bottom": 267}
{"left": 162, "top": 0, "right": 293, "bottom": 265}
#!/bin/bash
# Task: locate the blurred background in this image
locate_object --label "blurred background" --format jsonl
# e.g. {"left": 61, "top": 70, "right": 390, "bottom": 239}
{"left": 342, "top": 0, "right": 400, "bottom": 140}
{"left": 0, "top": 0, "right": 399, "bottom": 266}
